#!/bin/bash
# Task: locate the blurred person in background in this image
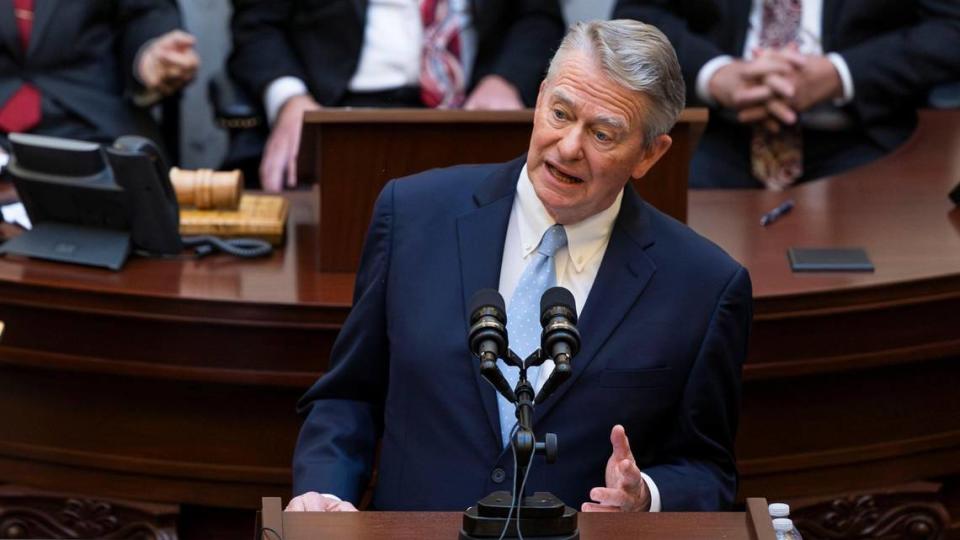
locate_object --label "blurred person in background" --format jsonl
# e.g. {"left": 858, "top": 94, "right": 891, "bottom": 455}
{"left": 614, "top": 0, "right": 960, "bottom": 189}
{"left": 0, "top": 0, "right": 199, "bottom": 160}
{"left": 229, "top": 0, "right": 565, "bottom": 191}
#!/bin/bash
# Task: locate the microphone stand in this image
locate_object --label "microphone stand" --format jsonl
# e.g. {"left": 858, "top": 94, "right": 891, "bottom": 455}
{"left": 460, "top": 349, "right": 579, "bottom": 540}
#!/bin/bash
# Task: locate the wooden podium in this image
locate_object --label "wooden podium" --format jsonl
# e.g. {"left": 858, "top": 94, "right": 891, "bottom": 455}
{"left": 298, "top": 108, "right": 707, "bottom": 272}
{"left": 259, "top": 497, "right": 778, "bottom": 540}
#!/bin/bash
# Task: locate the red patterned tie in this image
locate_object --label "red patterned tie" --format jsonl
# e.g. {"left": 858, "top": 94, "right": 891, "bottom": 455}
{"left": 750, "top": 0, "right": 803, "bottom": 190}
{"left": 419, "top": 0, "right": 465, "bottom": 108}
{"left": 0, "top": 0, "right": 41, "bottom": 134}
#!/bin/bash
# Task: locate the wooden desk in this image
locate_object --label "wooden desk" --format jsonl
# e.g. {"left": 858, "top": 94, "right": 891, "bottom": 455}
{"left": 299, "top": 108, "right": 707, "bottom": 271}
{"left": 690, "top": 109, "right": 960, "bottom": 536}
{"left": 259, "top": 497, "right": 777, "bottom": 540}
{"left": 0, "top": 111, "right": 958, "bottom": 538}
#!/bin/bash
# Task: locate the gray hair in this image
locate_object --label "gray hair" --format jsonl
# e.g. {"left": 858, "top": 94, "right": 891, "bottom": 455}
{"left": 546, "top": 19, "right": 686, "bottom": 148}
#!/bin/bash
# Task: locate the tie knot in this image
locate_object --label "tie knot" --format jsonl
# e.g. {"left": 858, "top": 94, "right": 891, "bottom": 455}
{"left": 537, "top": 224, "right": 567, "bottom": 257}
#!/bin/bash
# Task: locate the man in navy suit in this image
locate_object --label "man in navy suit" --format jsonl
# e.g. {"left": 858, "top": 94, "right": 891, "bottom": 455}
{"left": 613, "top": 0, "right": 960, "bottom": 188}
{"left": 288, "top": 19, "right": 752, "bottom": 513}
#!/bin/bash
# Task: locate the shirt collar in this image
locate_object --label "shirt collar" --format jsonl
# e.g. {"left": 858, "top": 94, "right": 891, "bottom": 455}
{"left": 515, "top": 164, "right": 623, "bottom": 273}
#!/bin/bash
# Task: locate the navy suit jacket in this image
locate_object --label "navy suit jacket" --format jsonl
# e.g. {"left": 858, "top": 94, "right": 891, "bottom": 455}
{"left": 293, "top": 157, "right": 753, "bottom": 511}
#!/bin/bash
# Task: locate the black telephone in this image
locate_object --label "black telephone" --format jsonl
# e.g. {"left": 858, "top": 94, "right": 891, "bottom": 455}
{"left": 108, "top": 135, "right": 182, "bottom": 254}
{"left": 0, "top": 133, "right": 182, "bottom": 269}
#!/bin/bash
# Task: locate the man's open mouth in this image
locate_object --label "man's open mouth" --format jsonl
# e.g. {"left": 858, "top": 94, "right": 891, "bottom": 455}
{"left": 547, "top": 163, "right": 584, "bottom": 184}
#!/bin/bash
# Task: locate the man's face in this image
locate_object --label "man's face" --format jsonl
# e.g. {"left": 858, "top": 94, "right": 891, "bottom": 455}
{"left": 527, "top": 51, "right": 672, "bottom": 225}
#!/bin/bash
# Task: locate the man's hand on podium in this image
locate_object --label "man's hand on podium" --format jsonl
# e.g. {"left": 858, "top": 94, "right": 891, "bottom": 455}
{"left": 261, "top": 95, "right": 321, "bottom": 192}
{"left": 581, "top": 425, "right": 651, "bottom": 513}
{"left": 285, "top": 492, "right": 358, "bottom": 512}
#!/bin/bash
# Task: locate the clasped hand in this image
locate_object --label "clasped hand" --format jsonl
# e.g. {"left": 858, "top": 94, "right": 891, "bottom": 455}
{"left": 709, "top": 47, "right": 842, "bottom": 132}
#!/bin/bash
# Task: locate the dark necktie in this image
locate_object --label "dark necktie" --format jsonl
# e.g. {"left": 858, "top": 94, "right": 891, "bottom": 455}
{"left": 750, "top": 0, "right": 803, "bottom": 190}
{"left": 0, "top": 0, "right": 41, "bottom": 134}
{"left": 419, "top": 0, "right": 465, "bottom": 108}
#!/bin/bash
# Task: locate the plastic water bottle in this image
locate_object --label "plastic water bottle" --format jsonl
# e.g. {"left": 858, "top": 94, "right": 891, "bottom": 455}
{"left": 768, "top": 502, "right": 790, "bottom": 519}
{"left": 773, "top": 518, "right": 803, "bottom": 540}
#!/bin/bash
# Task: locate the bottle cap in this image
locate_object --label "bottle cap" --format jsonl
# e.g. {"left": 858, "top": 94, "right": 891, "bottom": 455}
{"left": 772, "top": 518, "right": 794, "bottom": 532}
{"left": 768, "top": 503, "right": 790, "bottom": 517}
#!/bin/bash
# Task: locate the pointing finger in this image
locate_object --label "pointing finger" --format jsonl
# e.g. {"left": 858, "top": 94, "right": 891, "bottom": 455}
{"left": 609, "top": 425, "right": 633, "bottom": 462}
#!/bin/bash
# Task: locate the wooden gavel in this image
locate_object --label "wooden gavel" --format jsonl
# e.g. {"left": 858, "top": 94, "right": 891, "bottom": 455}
{"left": 170, "top": 168, "right": 243, "bottom": 210}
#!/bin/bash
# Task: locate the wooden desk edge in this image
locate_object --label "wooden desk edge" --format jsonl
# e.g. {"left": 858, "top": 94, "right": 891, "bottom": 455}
{"left": 746, "top": 497, "right": 776, "bottom": 540}
{"left": 262, "top": 496, "right": 284, "bottom": 538}
{"left": 263, "top": 496, "right": 777, "bottom": 539}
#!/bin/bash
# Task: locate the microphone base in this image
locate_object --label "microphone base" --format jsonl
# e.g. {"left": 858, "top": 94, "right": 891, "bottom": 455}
{"left": 460, "top": 491, "right": 579, "bottom": 539}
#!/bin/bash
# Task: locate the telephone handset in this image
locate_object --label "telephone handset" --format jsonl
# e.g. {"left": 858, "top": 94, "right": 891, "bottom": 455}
{"left": 106, "top": 136, "right": 182, "bottom": 255}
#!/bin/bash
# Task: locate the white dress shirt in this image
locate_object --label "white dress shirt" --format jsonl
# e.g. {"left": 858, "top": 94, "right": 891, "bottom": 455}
{"left": 497, "top": 165, "right": 663, "bottom": 512}
{"left": 265, "top": 0, "right": 477, "bottom": 124}
{"left": 695, "top": 0, "right": 854, "bottom": 112}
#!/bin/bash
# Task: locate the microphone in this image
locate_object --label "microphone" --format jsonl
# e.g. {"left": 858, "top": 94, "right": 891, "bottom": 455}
{"left": 536, "top": 287, "right": 580, "bottom": 404}
{"left": 467, "top": 289, "right": 516, "bottom": 402}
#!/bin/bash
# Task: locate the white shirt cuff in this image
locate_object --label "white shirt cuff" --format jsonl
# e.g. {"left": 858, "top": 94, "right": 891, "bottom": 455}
{"left": 640, "top": 471, "right": 661, "bottom": 512}
{"left": 265, "top": 76, "right": 310, "bottom": 125}
{"left": 826, "top": 52, "right": 855, "bottom": 106}
{"left": 319, "top": 493, "right": 342, "bottom": 502}
{"left": 695, "top": 55, "right": 736, "bottom": 106}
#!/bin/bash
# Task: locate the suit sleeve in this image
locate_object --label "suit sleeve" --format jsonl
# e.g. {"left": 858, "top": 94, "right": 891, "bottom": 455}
{"left": 483, "top": 0, "right": 565, "bottom": 106}
{"left": 229, "top": 0, "right": 307, "bottom": 101}
{"left": 643, "top": 265, "right": 752, "bottom": 510}
{"left": 837, "top": 0, "right": 960, "bottom": 125}
{"left": 613, "top": 0, "right": 728, "bottom": 102}
{"left": 117, "top": 0, "right": 182, "bottom": 88}
{"left": 291, "top": 181, "right": 396, "bottom": 503}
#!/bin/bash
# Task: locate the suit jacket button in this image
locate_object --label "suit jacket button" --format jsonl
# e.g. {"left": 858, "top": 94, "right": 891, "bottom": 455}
{"left": 491, "top": 468, "right": 506, "bottom": 483}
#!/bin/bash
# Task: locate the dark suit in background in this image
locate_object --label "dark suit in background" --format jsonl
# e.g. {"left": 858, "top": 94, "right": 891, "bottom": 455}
{"left": 229, "top": 0, "right": 565, "bottom": 108}
{"left": 614, "top": 0, "right": 960, "bottom": 187}
{"left": 292, "top": 157, "right": 752, "bottom": 511}
{"left": 0, "top": 0, "right": 182, "bottom": 149}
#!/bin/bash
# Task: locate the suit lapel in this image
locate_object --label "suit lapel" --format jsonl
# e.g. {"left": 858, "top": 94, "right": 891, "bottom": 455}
{"left": 820, "top": 0, "right": 841, "bottom": 51}
{"left": 730, "top": 0, "right": 752, "bottom": 55}
{"left": 25, "top": 0, "right": 54, "bottom": 60}
{"left": 351, "top": 0, "right": 367, "bottom": 22}
{"left": 534, "top": 187, "right": 657, "bottom": 426}
{"left": 457, "top": 157, "right": 523, "bottom": 450}
{"left": 0, "top": 0, "right": 21, "bottom": 62}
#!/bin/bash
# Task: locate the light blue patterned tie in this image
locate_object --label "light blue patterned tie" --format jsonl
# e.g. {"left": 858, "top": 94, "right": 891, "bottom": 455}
{"left": 498, "top": 224, "right": 567, "bottom": 448}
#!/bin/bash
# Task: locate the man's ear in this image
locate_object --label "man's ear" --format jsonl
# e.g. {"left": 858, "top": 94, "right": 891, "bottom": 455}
{"left": 631, "top": 134, "right": 672, "bottom": 180}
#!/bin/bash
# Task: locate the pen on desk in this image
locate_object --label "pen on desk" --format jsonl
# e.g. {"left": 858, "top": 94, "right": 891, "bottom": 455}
{"left": 760, "top": 199, "right": 795, "bottom": 227}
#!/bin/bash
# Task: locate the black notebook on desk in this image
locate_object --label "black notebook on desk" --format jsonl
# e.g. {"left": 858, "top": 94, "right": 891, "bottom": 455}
{"left": 788, "top": 248, "right": 875, "bottom": 272}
